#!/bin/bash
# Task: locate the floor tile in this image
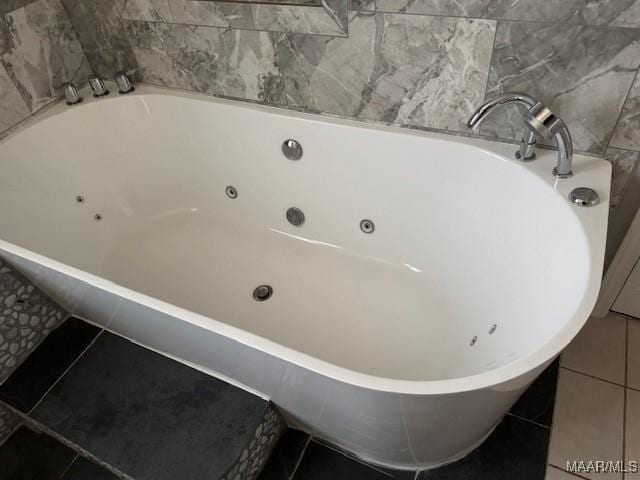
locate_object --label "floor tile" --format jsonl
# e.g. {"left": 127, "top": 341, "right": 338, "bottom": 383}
{"left": 260, "top": 428, "right": 310, "bottom": 480}
{"left": 31, "top": 332, "right": 269, "bottom": 480}
{"left": 626, "top": 389, "right": 640, "bottom": 479}
{"left": 510, "top": 358, "right": 560, "bottom": 427}
{"left": 62, "top": 456, "right": 121, "bottom": 480}
{"left": 419, "top": 415, "right": 548, "bottom": 480}
{"left": 545, "top": 465, "right": 582, "bottom": 479}
{"left": 293, "top": 441, "right": 392, "bottom": 480}
{"left": 0, "top": 426, "right": 76, "bottom": 480}
{"left": 561, "top": 314, "right": 627, "bottom": 384}
{"left": 259, "top": 453, "right": 290, "bottom": 480}
{"left": 628, "top": 319, "right": 640, "bottom": 390}
{"left": 0, "top": 318, "right": 100, "bottom": 412}
{"left": 548, "top": 369, "right": 625, "bottom": 480}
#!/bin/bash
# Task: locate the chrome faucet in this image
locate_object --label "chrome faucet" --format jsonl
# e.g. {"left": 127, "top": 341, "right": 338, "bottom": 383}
{"left": 468, "top": 93, "right": 573, "bottom": 178}
{"left": 62, "top": 82, "right": 82, "bottom": 106}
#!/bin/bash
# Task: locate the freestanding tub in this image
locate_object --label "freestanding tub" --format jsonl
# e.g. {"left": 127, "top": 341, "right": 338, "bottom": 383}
{"left": 0, "top": 85, "right": 610, "bottom": 469}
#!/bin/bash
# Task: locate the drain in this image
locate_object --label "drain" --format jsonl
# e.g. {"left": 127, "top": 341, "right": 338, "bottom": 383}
{"left": 253, "top": 284, "right": 273, "bottom": 302}
{"left": 225, "top": 186, "right": 238, "bottom": 199}
{"left": 286, "top": 207, "right": 305, "bottom": 226}
{"left": 75, "top": 195, "right": 85, "bottom": 204}
{"left": 360, "top": 219, "right": 375, "bottom": 234}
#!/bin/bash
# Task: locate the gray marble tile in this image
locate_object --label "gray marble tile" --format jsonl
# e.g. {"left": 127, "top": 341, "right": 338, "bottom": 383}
{"left": 251, "top": 4, "right": 346, "bottom": 35}
{"left": 170, "top": 1, "right": 254, "bottom": 28}
{"left": 121, "top": 0, "right": 172, "bottom": 22}
{"left": 0, "top": 1, "right": 39, "bottom": 15}
{"left": 122, "top": 0, "right": 254, "bottom": 29}
{"left": 277, "top": 13, "right": 495, "bottom": 133}
{"left": 604, "top": 148, "right": 640, "bottom": 212}
{"left": 610, "top": 74, "right": 640, "bottom": 151}
{"left": 62, "top": 0, "right": 138, "bottom": 79}
{"left": 0, "top": 0, "right": 93, "bottom": 112}
{"left": 0, "top": 63, "right": 29, "bottom": 132}
{"left": 482, "top": 21, "right": 640, "bottom": 154}
{"left": 126, "top": 21, "right": 285, "bottom": 104}
{"left": 375, "top": 0, "right": 640, "bottom": 28}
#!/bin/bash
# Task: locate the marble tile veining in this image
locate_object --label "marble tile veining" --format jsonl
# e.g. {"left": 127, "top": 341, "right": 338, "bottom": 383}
{"left": 483, "top": 22, "right": 640, "bottom": 154}
{"left": 278, "top": 13, "right": 495, "bottom": 133}
{"left": 0, "top": 0, "right": 92, "bottom": 112}
{"left": 603, "top": 148, "right": 640, "bottom": 212}
{"left": 375, "top": 0, "right": 640, "bottom": 28}
{"left": 610, "top": 74, "right": 640, "bottom": 151}
{"left": 0, "top": 63, "right": 29, "bottom": 132}
{"left": 125, "top": 20, "right": 285, "bottom": 104}
{"left": 62, "top": 0, "right": 138, "bottom": 79}
{"left": 122, "top": 0, "right": 254, "bottom": 29}
{"left": 251, "top": 4, "right": 346, "bottom": 36}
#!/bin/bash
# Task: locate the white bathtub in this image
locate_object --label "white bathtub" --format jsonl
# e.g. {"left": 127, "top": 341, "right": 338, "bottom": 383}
{"left": 0, "top": 85, "right": 610, "bottom": 469}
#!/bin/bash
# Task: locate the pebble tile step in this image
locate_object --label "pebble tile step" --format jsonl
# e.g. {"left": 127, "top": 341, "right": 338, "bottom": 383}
{"left": 0, "top": 317, "right": 284, "bottom": 480}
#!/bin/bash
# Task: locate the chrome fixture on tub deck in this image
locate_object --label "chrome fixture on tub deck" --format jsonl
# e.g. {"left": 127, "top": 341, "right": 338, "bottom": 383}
{"left": 62, "top": 83, "right": 82, "bottom": 106}
{"left": 468, "top": 93, "right": 573, "bottom": 178}
{"left": 114, "top": 72, "right": 135, "bottom": 94}
{"left": 88, "top": 76, "right": 109, "bottom": 97}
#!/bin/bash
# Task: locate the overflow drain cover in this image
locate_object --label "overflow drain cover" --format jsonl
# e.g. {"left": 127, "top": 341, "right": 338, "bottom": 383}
{"left": 253, "top": 285, "right": 273, "bottom": 302}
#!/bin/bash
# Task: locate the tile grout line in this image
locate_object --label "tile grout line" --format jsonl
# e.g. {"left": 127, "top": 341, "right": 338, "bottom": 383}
{"left": 605, "top": 66, "right": 640, "bottom": 151}
{"left": 56, "top": 452, "right": 79, "bottom": 480}
{"left": 560, "top": 366, "right": 631, "bottom": 390}
{"left": 623, "top": 317, "right": 629, "bottom": 472}
{"left": 288, "top": 434, "right": 312, "bottom": 480}
{"left": 504, "top": 411, "right": 550, "bottom": 430}
{"left": 547, "top": 463, "right": 591, "bottom": 480}
{"left": 27, "top": 328, "right": 105, "bottom": 416}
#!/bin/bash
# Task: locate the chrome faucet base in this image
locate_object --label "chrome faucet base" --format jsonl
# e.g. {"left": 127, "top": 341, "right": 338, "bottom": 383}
{"left": 114, "top": 72, "right": 135, "bottom": 94}
{"left": 468, "top": 93, "right": 573, "bottom": 179}
{"left": 89, "top": 76, "right": 109, "bottom": 97}
{"left": 515, "top": 150, "right": 536, "bottom": 161}
{"left": 62, "top": 82, "right": 82, "bottom": 106}
{"left": 553, "top": 167, "right": 573, "bottom": 179}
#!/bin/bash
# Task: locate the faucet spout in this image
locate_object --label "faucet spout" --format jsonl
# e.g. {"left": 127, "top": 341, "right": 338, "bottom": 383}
{"left": 467, "top": 92, "right": 537, "bottom": 129}
{"left": 467, "top": 93, "right": 538, "bottom": 161}
{"left": 468, "top": 93, "right": 573, "bottom": 178}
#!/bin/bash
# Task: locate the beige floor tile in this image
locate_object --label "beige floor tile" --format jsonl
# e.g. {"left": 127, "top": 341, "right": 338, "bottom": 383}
{"left": 626, "top": 389, "right": 640, "bottom": 479}
{"left": 549, "top": 369, "right": 625, "bottom": 480}
{"left": 546, "top": 465, "right": 583, "bottom": 479}
{"left": 628, "top": 319, "right": 640, "bottom": 390}
{"left": 561, "top": 314, "right": 627, "bottom": 384}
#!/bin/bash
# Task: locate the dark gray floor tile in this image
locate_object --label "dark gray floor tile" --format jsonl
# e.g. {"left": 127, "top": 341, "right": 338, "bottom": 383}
{"left": 419, "top": 415, "right": 549, "bottom": 480}
{"left": 259, "top": 453, "right": 290, "bottom": 480}
{"left": 279, "top": 429, "right": 310, "bottom": 476}
{"left": 62, "top": 456, "right": 121, "bottom": 480}
{"left": 0, "top": 318, "right": 100, "bottom": 412}
{"left": 509, "top": 358, "right": 560, "bottom": 427}
{"left": 0, "top": 426, "right": 76, "bottom": 480}
{"left": 292, "top": 441, "right": 395, "bottom": 480}
{"left": 259, "top": 429, "right": 309, "bottom": 480}
{"left": 31, "top": 332, "right": 269, "bottom": 480}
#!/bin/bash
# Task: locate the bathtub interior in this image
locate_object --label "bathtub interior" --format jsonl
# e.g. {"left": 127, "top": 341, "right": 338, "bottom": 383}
{"left": 0, "top": 93, "right": 593, "bottom": 383}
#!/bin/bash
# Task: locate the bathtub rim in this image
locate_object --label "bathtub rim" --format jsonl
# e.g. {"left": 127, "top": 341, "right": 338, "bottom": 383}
{"left": 0, "top": 84, "right": 609, "bottom": 396}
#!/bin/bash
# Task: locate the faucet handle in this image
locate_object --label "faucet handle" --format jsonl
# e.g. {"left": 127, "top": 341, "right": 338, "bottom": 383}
{"left": 62, "top": 82, "right": 82, "bottom": 106}
{"left": 525, "top": 102, "right": 564, "bottom": 140}
{"left": 114, "top": 71, "right": 135, "bottom": 94}
{"left": 88, "top": 76, "right": 109, "bottom": 97}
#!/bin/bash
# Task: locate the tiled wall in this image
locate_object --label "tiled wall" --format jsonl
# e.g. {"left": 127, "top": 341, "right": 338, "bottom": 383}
{"left": 1, "top": 0, "right": 640, "bottom": 241}
{"left": 0, "top": 0, "right": 92, "bottom": 134}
